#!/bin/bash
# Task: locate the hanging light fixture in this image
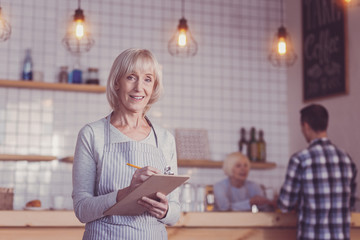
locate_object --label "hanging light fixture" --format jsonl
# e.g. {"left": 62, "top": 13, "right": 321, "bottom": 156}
{"left": 168, "top": 0, "right": 198, "bottom": 57}
{"left": 0, "top": 3, "right": 11, "bottom": 42}
{"left": 268, "top": 0, "right": 297, "bottom": 67}
{"left": 342, "top": 0, "right": 360, "bottom": 7}
{"left": 62, "top": 0, "right": 94, "bottom": 55}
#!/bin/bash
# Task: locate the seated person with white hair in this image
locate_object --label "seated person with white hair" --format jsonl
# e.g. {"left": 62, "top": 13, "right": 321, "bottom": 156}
{"left": 214, "top": 152, "right": 273, "bottom": 211}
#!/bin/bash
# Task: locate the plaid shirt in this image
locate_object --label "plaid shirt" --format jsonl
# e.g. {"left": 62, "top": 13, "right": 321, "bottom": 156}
{"left": 278, "top": 138, "right": 357, "bottom": 240}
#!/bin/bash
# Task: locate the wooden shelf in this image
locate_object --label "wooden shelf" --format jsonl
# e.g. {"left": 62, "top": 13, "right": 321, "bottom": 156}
{"left": 60, "top": 156, "right": 74, "bottom": 163}
{"left": 1, "top": 154, "right": 276, "bottom": 169}
{"left": 178, "top": 159, "right": 276, "bottom": 169}
{"left": 0, "top": 154, "right": 57, "bottom": 161}
{"left": 178, "top": 159, "right": 222, "bottom": 168}
{"left": 59, "top": 156, "right": 276, "bottom": 169}
{"left": 0, "top": 79, "right": 106, "bottom": 93}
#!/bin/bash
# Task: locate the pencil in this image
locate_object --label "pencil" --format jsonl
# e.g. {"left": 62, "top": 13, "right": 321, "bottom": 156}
{"left": 126, "top": 163, "right": 141, "bottom": 169}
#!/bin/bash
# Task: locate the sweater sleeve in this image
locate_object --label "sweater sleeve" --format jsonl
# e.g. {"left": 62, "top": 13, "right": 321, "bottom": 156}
{"left": 72, "top": 124, "right": 118, "bottom": 223}
{"left": 277, "top": 155, "right": 302, "bottom": 212}
{"left": 350, "top": 160, "right": 357, "bottom": 210}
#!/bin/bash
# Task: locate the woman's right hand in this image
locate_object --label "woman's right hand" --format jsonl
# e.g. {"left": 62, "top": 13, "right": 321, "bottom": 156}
{"left": 129, "top": 166, "right": 161, "bottom": 192}
{"left": 116, "top": 166, "right": 161, "bottom": 202}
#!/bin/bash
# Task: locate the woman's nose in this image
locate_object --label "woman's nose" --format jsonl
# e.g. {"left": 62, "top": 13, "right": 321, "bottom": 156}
{"left": 134, "top": 80, "right": 142, "bottom": 90}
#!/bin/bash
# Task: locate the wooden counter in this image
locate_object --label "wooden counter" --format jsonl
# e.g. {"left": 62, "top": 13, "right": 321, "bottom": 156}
{"left": 1, "top": 211, "right": 360, "bottom": 240}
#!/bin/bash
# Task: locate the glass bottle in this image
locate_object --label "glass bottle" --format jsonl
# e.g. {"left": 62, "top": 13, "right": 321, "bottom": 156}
{"left": 238, "top": 128, "right": 248, "bottom": 156}
{"left": 69, "top": 60, "right": 82, "bottom": 84}
{"left": 205, "top": 185, "right": 215, "bottom": 211}
{"left": 257, "top": 130, "right": 266, "bottom": 162}
{"left": 58, "top": 66, "right": 68, "bottom": 83}
{"left": 22, "top": 49, "right": 33, "bottom": 81}
{"left": 247, "top": 127, "right": 258, "bottom": 162}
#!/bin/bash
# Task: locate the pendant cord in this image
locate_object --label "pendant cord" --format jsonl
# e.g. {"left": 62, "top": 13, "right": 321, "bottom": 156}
{"left": 280, "top": 0, "right": 284, "bottom": 26}
{"left": 78, "top": 0, "right": 81, "bottom": 9}
{"left": 181, "top": 0, "right": 185, "bottom": 18}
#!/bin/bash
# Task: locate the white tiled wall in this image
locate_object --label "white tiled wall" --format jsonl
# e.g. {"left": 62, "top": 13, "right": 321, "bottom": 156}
{"left": 0, "top": 0, "right": 289, "bottom": 210}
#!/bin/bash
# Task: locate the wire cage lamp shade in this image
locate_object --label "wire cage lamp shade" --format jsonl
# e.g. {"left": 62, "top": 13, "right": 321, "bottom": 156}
{"left": 168, "top": 0, "right": 198, "bottom": 57}
{"left": 268, "top": 26, "right": 297, "bottom": 67}
{"left": 62, "top": 0, "right": 94, "bottom": 55}
{"left": 0, "top": 6, "right": 11, "bottom": 42}
{"left": 268, "top": 0, "right": 297, "bottom": 67}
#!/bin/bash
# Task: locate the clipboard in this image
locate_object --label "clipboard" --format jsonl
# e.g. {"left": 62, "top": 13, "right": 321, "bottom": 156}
{"left": 103, "top": 174, "right": 189, "bottom": 216}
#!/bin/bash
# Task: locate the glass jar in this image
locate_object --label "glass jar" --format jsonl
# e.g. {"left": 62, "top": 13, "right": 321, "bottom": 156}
{"left": 86, "top": 67, "right": 99, "bottom": 85}
{"left": 58, "top": 66, "right": 68, "bottom": 83}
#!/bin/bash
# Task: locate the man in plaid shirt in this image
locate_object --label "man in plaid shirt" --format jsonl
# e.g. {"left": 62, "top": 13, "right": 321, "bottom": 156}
{"left": 277, "top": 104, "right": 357, "bottom": 240}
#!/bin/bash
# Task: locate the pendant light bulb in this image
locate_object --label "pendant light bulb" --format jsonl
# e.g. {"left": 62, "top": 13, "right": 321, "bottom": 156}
{"left": 277, "top": 27, "right": 287, "bottom": 55}
{"left": 62, "top": 0, "right": 94, "bottom": 55}
{"left": 268, "top": 0, "right": 297, "bottom": 67}
{"left": 74, "top": 8, "right": 85, "bottom": 39}
{"left": 75, "top": 20, "right": 84, "bottom": 39}
{"left": 168, "top": 0, "right": 198, "bottom": 57}
{"left": 277, "top": 37, "right": 286, "bottom": 55}
{"left": 178, "top": 29, "right": 187, "bottom": 47}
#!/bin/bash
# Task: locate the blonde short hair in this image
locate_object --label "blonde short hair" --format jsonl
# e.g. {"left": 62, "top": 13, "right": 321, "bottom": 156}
{"left": 222, "top": 152, "right": 251, "bottom": 176}
{"left": 106, "top": 48, "right": 163, "bottom": 114}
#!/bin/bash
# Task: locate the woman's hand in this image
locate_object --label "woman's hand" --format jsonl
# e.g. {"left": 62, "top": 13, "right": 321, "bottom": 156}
{"left": 116, "top": 166, "right": 161, "bottom": 202}
{"left": 137, "top": 192, "right": 169, "bottom": 219}
{"left": 129, "top": 166, "right": 161, "bottom": 192}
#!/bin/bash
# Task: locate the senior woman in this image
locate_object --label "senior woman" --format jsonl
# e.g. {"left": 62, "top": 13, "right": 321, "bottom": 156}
{"left": 214, "top": 152, "right": 273, "bottom": 211}
{"left": 72, "top": 48, "right": 180, "bottom": 239}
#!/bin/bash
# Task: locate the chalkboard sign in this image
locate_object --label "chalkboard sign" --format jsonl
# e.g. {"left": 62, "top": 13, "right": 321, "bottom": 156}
{"left": 302, "top": 0, "right": 348, "bottom": 101}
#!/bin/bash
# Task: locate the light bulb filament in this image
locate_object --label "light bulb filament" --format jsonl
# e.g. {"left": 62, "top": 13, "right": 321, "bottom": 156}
{"left": 278, "top": 37, "right": 286, "bottom": 55}
{"left": 178, "top": 29, "right": 187, "bottom": 47}
{"left": 75, "top": 20, "right": 84, "bottom": 39}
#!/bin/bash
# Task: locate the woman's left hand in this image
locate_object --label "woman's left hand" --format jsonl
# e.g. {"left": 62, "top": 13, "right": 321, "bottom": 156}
{"left": 138, "top": 192, "right": 169, "bottom": 219}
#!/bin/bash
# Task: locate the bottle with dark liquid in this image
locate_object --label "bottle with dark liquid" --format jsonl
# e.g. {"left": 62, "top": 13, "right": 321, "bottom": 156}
{"left": 257, "top": 130, "right": 266, "bottom": 162}
{"left": 86, "top": 67, "right": 99, "bottom": 85}
{"left": 22, "top": 49, "right": 33, "bottom": 81}
{"left": 247, "top": 127, "right": 258, "bottom": 162}
{"left": 238, "top": 128, "right": 248, "bottom": 156}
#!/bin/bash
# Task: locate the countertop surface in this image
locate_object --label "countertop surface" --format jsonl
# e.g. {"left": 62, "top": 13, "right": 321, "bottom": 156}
{"left": 1, "top": 211, "right": 360, "bottom": 228}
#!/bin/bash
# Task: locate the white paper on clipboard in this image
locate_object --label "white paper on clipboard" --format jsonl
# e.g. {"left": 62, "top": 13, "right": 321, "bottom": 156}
{"left": 104, "top": 174, "right": 189, "bottom": 216}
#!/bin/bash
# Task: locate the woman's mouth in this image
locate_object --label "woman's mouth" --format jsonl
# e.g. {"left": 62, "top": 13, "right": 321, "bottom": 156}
{"left": 130, "top": 95, "right": 144, "bottom": 100}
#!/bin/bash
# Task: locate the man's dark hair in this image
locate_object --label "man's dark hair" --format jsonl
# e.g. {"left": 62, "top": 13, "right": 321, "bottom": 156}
{"left": 300, "top": 104, "right": 329, "bottom": 132}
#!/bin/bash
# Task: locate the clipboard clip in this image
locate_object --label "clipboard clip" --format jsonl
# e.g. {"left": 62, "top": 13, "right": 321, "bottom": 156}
{"left": 164, "top": 166, "right": 174, "bottom": 175}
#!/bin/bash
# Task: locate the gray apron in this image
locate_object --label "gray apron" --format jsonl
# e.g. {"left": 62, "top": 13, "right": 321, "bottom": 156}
{"left": 83, "top": 114, "right": 168, "bottom": 239}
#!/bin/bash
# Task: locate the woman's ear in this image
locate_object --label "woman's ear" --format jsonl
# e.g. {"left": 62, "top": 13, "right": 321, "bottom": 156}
{"left": 114, "top": 79, "right": 120, "bottom": 90}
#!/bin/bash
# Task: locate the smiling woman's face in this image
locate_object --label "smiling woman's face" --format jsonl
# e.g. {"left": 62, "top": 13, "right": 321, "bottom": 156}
{"left": 231, "top": 157, "right": 250, "bottom": 182}
{"left": 115, "top": 67, "right": 155, "bottom": 115}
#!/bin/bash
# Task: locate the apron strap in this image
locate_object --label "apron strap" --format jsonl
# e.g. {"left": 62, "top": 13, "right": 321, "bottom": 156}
{"left": 145, "top": 116, "right": 159, "bottom": 148}
{"left": 105, "top": 113, "right": 111, "bottom": 146}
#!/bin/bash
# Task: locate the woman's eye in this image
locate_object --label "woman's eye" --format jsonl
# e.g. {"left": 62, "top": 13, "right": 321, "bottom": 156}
{"left": 127, "top": 75, "right": 136, "bottom": 80}
{"left": 145, "top": 78, "right": 152, "bottom": 82}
